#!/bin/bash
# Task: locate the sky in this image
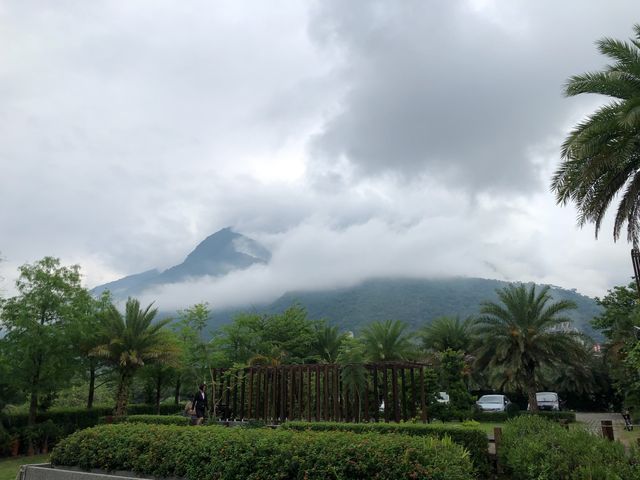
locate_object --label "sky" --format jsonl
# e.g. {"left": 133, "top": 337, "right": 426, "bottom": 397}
{"left": 1, "top": 0, "right": 639, "bottom": 309}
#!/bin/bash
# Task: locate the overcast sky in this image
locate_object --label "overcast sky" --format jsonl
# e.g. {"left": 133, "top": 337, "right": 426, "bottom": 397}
{"left": 1, "top": 0, "right": 639, "bottom": 308}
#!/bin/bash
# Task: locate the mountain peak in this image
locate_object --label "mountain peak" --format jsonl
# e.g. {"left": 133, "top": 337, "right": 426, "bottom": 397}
{"left": 92, "top": 228, "right": 270, "bottom": 298}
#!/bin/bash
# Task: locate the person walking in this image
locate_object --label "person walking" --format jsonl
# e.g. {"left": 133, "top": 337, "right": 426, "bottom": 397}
{"left": 192, "top": 383, "right": 207, "bottom": 425}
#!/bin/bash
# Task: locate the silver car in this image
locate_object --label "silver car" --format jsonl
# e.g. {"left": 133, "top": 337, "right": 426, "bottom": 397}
{"left": 476, "top": 394, "right": 511, "bottom": 412}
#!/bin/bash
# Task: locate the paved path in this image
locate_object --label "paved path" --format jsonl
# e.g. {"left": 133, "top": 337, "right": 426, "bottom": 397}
{"left": 576, "top": 412, "right": 625, "bottom": 434}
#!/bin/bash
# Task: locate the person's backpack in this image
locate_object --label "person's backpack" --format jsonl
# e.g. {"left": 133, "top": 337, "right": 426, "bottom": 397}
{"left": 184, "top": 400, "right": 195, "bottom": 416}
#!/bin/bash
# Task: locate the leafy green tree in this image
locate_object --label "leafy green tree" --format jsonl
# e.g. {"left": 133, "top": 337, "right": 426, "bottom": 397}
{"left": 140, "top": 332, "right": 182, "bottom": 414}
{"left": 551, "top": 24, "right": 640, "bottom": 246}
{"left": 312, "top": 324, "right": 348, "bottom": 363}
{"left": 474, "top": 284, "right": 587, "bottom": 411}
{"left": 172, "top": 303, "right": 212, "bottom": 403}
{"left": 433, "top": 349, "right": 475, "bottom": 421}
{"left": 419, "top": 316, "right": 476, "bottom": 353}
{"left": 0, "top": 257, "right": 85, "bottom": 425}
{"left": 91, "top": 298, "right": 178, "bottom": 416}
{"left": 361, "top": 319, "right": 414, "bottom": 362}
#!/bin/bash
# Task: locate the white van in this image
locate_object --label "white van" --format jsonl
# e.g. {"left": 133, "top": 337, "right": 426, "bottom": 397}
{"left": 531, "top": 392, "right": 560, "bottom": 411}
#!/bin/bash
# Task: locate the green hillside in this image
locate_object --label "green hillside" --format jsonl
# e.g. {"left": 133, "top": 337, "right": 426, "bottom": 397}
{"left": 213, "top": 277, "right": 603, "bottom": 338}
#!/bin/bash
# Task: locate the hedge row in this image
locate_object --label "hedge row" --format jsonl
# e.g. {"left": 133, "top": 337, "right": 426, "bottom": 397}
{"left": 51, "top": 423, "right": 475, "bottom": 480}
{"left": 107, "top": 415, "right": 190, "bottom": 426}
{"left": 500, "top": 416, "right": 640, "bottom": 479}
{"left": 473, "top": 410, "right": 576, "bottom": 423}
{"left": 0, "top": 404, "right": 181, "bottom": 434}
{"left": 282, "top": 420, "right": 488, "bottom": 476}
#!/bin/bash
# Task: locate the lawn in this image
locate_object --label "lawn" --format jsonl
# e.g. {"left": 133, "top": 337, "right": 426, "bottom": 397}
{"left": 0, "top": 454, "right": 49, "bottom": 480}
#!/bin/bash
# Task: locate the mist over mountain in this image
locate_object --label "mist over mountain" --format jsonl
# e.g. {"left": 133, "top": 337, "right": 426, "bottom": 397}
{"left": 92, "top": 227, "right": 270, "bottom": 298}
{"left": 93, "top": 229, "right": 603, "bottom": 339}
{"left": 212, "top": 277, "right": 602, "bottom": 339}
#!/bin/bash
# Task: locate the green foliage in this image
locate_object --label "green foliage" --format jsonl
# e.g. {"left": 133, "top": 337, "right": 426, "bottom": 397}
{"left": 312, "top": 324, "right": 348, "bottom": 363}
{"left": 108, "top": 415, "right": 189, "bottom": 426}
{"left": 420, "top": 316, "right": 476, "bottom": 353}
{"left": 0, "top": 257, "right": 87, "bottom": 424}
{"left": 51, "top": 423, "right": 475, "bottom": 480}
{"left": 282, "top": 420, "right": 488, "bottom": 476}
{"left": 212, "top": 305, "right": 318, "bottom": 366}
{"left": 552, "top": 24, "right": 640, "bottom": 246}
{"left": 432, "top": 350, "right": 475, "bottom": 421}
{"left": 475, "top": 283, "right": 586, "bottom": 410}
{"left": 473, "top": 410, "right": 576, "bottom": 423}
{"left": 361, "top": 319, "right": 414, "bottom": 362}
{"left": 91, "top": 298, "right": 178, "bottom": 416}
{"left": 501, "top": 415, "right": 640, "bottom": 479}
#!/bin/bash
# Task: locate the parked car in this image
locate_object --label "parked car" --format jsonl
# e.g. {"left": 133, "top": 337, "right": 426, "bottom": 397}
{"left": 436, "top": 392, "right": 450, "bottom": 404}
{"left": 476, "top": 394, "right": 511, "bottom": 412}
{"left": 528, "top": 392, "right": 560, "bottom": 411}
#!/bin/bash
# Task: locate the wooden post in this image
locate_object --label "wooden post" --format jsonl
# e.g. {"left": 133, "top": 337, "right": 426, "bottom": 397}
{"left": 391, "top": 365, "right": 400, "bottom": 423}
{"left": 410, "top": 368, "right": 416, "bottom": 419}
{"left": 373, "top": 365, "right": 379, "bottom": 423}
{"left": 232, "top": 372, "right": 238, "bottom": 419}
{"left": 363, "top": 368, "right": 370, "bottom": 422}
{"left": 400, "top": 367, "right": 408, "bottom": 422}
{"left": 323, "top": 365, "right": 329, "bottom": 421}
{"left": 494, "top": 427, "right": 503, "bottom": 474}
{"left": 307, "top": 366, "right": 312, "bottom": 422}
{"left": 333, "top": 365, "right": 340, "bottom": 422}
{"left": 382, "top": 366, "right": 389, "bottom": 423}
{"left": 601, "top": 420, "right": 615, "bottom": 441}
{"left": 420, "top": 367, "right": 426, "bottom": 423}
{"left": 263, "top": 368, "right": 269, "bottom": 421}
{"left": 247, "top": 368, "right": 254, "bottom": 419}
{"left": 315, "top": 365, "right": 321, "bottom": 420}
{"left": 212, "top": 368, "right": 218, "bottom": 419}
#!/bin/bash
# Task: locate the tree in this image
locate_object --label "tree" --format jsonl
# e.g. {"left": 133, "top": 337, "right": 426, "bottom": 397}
{"left": 474, "top": 283, "right": 587, "bottom": 411}
{"left": 337, "top": 338, "right": 367, "bottom": 421}
{"left": 312, "top": 324, "right": 348, "bottom": 363}
{"left": 419, "top": 316, "right": 476, "bottom": 353}
{"left": 0, "top": 257, "right": 85, "bottom": 425}
{"left": 551, "top": 24, "right": 640, "bottom": 248}
{"left": 360, "top": 319, "right": 414, "bottom": 362}
{"left": 91, "top": 298, "right": 177, "bottom": 416}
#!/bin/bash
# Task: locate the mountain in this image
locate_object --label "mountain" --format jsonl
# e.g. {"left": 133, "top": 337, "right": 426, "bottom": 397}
{"left": 212, "top": 277, "right": 603, "bottom": 338}
{"left": 93, "top": 227, "right": 270, "bottom": 298}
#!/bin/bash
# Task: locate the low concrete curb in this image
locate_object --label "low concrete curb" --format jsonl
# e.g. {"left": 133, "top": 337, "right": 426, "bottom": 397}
{"left": 16, "top": 464, "right": 178, "bottom": 480}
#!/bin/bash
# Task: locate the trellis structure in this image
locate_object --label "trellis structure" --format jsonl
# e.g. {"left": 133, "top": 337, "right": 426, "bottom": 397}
{"left": 209, "top": 362, "right": 429, "bottom": 423}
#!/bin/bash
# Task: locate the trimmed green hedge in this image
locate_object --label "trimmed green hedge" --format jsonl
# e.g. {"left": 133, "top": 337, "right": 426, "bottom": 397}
{"left": 107, "top": 415, "right": 190, "bottom": 426}
{"left": 282, "top": 421, "right": 488, "bottom": 476}
{"left": 51, "top": 424, "right": 475, "bottom": 480}
{"left": 500, "top": 415, "right": 640, "bottom": 479}
{"left": 473, "top": 410, "right": 576, "bottom": 423}
{"left": 0, "top": 404, "right": 181, "bottom": 434}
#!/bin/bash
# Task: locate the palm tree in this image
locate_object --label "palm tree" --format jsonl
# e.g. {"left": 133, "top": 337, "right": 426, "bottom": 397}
{"left": 474, "top": 284, "right": 587, "bottom": 411}
{"left": 337, "top": 338, "right": 368, "bottom": 421}
{"left": 419, "top": 316, "right": 476, "bottom": 353}
{"left": 551, "top": 24, "right": 640, "bottom": 253}
{"left": 92, "top": 298, "right": 177, "bottom": 416}
{"left": 361, "top": 320, "right": 414, "bottom": 362}
{"left": 312, "top": 325, "right": 348, "bottom": 363}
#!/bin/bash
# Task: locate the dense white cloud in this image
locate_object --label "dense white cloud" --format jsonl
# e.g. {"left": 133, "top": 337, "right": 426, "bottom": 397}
{"left": 0, "top": 0, "right": 637, "bottom": 304}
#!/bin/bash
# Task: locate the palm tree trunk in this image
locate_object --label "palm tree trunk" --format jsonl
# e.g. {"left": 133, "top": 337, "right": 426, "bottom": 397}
{"left": 155, "top": 373, "right": 162, "bottom": 415}
{"left": 114, "top": 370, "right": 133, "bottom": 417}
{"left": 527, "top": 377, "right": 538, "bottom": 412}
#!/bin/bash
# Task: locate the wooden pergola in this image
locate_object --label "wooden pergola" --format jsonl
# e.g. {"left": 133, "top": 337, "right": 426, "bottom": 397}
{"left": 209, "top": 362, "right": 430, "bottom": 423}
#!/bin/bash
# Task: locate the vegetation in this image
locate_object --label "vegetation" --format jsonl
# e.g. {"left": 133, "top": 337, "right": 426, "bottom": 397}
{"left": 474, "top": 284, "right": 587, "bottom": 411}
{"left": 91, "top": 298, "right": 179, "bottom": 416}
{"left": 108, "top": 414, "right": 189, "bottom": 426}
{"left": 501, "top": 415, "right": 640, "bottom": 479}
{"left": 282, "top": 420, "right": 489, "bottom": 476}
{"left": 552, "top": 24, "right": 640, "bottom": 247}
{"left": 51, "top": 423, "right": 475, "bottom": 480}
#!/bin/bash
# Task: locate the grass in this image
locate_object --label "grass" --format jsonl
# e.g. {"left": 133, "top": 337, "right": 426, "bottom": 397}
{"left": 0, "top": 454, "right": 49, "bottom": 480}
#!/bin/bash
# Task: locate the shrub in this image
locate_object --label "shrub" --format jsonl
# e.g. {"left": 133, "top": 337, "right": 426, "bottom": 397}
{"left": 500, "top": 415, "right": 640, "bottom": 479}
{"left": 51, "top": 423, "right": 475, "bottom": 480}
{"left": 108, "top": 415, "right": 190, "bottom": 426}
{"left": 473, "top": 409, "right": 576, "bottom": 423}
{"left": 282, "top": 420, "right": 488, "bottom": 476}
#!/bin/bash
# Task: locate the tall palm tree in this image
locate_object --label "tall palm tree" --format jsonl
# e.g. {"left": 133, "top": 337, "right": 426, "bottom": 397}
{"left": 92, "top": 298, "right": 176, "bottom": 416}
{"left": 419, "top": 316, "right": 476, "bottom": 353}
{"left": 551, "top": 24, "right": 640, "bottom": 252}
{"left": 312, "top": 325, "right": 348, "bottom": 363}
{"left": 361, "top": 320, "right": 414, "bottom": 362}
{"left": 474, "top": 284, "right": 587, "bottom": 411}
